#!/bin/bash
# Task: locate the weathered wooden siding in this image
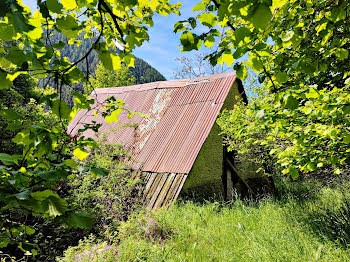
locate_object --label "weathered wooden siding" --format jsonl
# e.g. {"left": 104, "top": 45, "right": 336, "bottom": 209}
{"left": 136, "top": 172, "right": 188, "bottom": 209}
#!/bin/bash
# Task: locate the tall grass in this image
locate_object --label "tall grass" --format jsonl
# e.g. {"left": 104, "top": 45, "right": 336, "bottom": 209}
{"left": 60, "top": 177, "right": 350, "bottom": 261}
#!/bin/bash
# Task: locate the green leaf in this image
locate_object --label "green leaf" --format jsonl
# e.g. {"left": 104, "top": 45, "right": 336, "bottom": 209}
{"left": 281, "top": 31, "right": 294, "bottom": 42}
{"left": 204, "top": 34, "right": 215, "bottom": 48}
{"left": 91, "top": 167, "right": 109, "bottom": 177}
{"left": 52, "top": 41, "right": 66, "bottom": 49}
{"left": 0, "top": 23, "right": 17, "bottom": 41}
{"left": 250, "top": 4, "right": 272, "bottom": 30}
{"left": 198, "top": 13, "right": 217, "bottom": 27}
{"left": 209, "top": 28, "right": 221, "bottom": 36}
{"left": 317, "top": 162, "right": 324, "bottom": 168}
{"left": 307, "top": 162, "right": 317, "bottom": 172}
{"left": 31, "top": 190, "right": 58, "bottom": 201}
{"left": 61, "top": 0, "right": 77, "bottom": 10}
{"left": 64, "top": 159, "right": 78, "bottom": 168}
{"left": 188, "top": 17, "right": 197, "bottom": 29}
{"left": 0, "top": 153, "right": 18, "bottom": 165}
{"left": 64, "top": 212, "right": 93, "bottom": 229}
{"left": 73, "top": 148, "right": 89, "bottom": 161}
{"left": 234, "top": 64, "right": 247, "bottom": 80}
{"left": 51, "top": 100, "right": 72, "bottom": 120}
{"left": 335, "top": 48, "right": 348, "bottom": 60}
{"left": 27, "top": 27, "right": 43, "bottom": 41}
{"left": 0, "top": 71, "right": 12, "bottom": 90}
{"left": 284, "top": 95, "right": 298, "bottom": 110}
{"left": 173, "top": 21, "right": 185, "bottom": 33}
{"left": 342, "top": 105, "right": 350, "bottom": 115}
{"left": 289, "top": 167, "right": 299, "bottom": 179}
{"left": 219, "top": 52, "right": 234, "bottom": 66}
{"left": 1, "top": 108, "right": 22, "bottom": 120}
{"left": 256, "top": 109, "right": 265, "bottom": 118}
{"left": 305, "top": 88, "right": 319, "bottom": 99}
{"left": 124, "top": 54, "right": 135, "bottom": 68}
{"left": 56, "top": 15, "right": 78, "bottom": 30}
{"left": 98, "top": 52, "right": 121, "bottom": 71}
{"left": 275, "top": 71, "right": 288, "bottom": 84}
{"left": 180, "top": 31, "right": 195, "bottom": 47}
{"left": 272, "top": 0, "right": 288, "bottom": 9}
{"left": 15, "top": 190, "right": 31, "bottom": 200}
{"left": 67, "top": 67, "right": 85, "bottom": 83}
{"left": 46, "top": 0, "right": 63, "bottom": 13}
{"left": 300, "top": 61, "right": 316, "bottom": 75}
{"left": 45, "top": 196, "right": 68, "bottom": 217}
{"left": 234, "top": 27, "right": 251, "bottom": 44}
{"left": 22, "top": 226, "right": 35, "bottom": 235}
{"left": 9, "top": 11, "right": 34, "bottom": 33}
{"left": 7, "top": 71, "right": 27, "bottom": 81}
{"left": 38, "top": 170, "right": 67, "bottom": 182}
{"left": 343, "top": 134, "right": 350, "bottom": 144}
{"left": 251, "top": 58, "right": 263, "bottom": 72}
{"left": 105, "top": 108, "right": 123, "bottom": 124}
{"left": 32, "top": 190, "right": 68, "bottom": 217}
{"left": 233, "top": 46, "right": 249, "bottom": 59}
{"left": 192, "top": 3, "right": 206, "bottom": 11}
{"left": 12, "top": 130, "right": 31, "bottom": 146}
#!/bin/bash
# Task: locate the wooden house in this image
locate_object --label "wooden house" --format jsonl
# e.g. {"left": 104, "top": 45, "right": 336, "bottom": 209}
{"left": 68, "top": 71, "right": 274, "bottom": 209}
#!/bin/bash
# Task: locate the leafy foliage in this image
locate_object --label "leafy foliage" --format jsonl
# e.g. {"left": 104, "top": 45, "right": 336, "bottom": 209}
{"left": 83, "top": 62, "right": 135, "bottom": 95}
{"left": 68, "top": 140, "right": 144, "bottom": 241}
{"left": 174, "top": 0, "right": 350, "bottom": 178}
{"left": 0, "top": 74, "right": 54, "bottom": 155}
{"left": 0, "top": 0, "right": 179, "bottom": 257}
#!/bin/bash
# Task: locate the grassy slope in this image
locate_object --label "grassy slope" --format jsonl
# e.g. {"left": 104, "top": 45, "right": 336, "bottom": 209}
{"left": 60, "top": 177, "right": 350, "bottom": 262}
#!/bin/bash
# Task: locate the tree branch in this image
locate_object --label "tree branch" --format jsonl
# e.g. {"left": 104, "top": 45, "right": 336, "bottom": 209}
{"left": 99, "top": 0, "right": 126, "bottom": 43}
{"left": 211, "top": 0, "right": 236, "bottom": 31}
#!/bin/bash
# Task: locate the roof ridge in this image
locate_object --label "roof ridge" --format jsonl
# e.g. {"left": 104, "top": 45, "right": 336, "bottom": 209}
{"left": 91, "top": 71, "right": 236, "bottom": 95}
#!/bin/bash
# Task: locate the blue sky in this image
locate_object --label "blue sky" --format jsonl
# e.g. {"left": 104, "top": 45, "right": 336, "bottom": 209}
{"left": 22, "top": 0, "right": 212, "bottom": 80}
{"left": 133, "top": 1, "right": 206, "bottom": 80}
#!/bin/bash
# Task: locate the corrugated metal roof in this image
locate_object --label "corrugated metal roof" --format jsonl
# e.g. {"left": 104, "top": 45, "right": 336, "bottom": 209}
{"left": 68, "top": 71, "right": 237, "bottom": 174}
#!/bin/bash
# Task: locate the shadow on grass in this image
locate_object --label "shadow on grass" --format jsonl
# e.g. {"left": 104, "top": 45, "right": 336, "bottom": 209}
{"left": 306, "top": 196, "right": 350, "bottom": 248}
{"left": 276, "top": 174, "right": 350, "bottom": 249}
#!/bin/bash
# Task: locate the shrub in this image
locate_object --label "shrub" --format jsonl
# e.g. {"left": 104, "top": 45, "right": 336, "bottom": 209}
{"left": 58, "top": 235, "right": 117, "bottom": 262}
{"left": 67, "top": 139, "right": 144, "bottom": 241}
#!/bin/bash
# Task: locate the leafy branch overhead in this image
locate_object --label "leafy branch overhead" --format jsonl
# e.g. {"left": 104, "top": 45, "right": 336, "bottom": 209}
{"left": 174, "top": 0, "right": 349, "bottom": 178}
{"left": 0, "top": 0, "right": 180, "bottom": 256}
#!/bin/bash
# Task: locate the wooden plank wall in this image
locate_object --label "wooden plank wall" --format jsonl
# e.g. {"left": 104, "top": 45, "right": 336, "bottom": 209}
{"left": 132, "top": 171, "right": 188, "bottom": 210}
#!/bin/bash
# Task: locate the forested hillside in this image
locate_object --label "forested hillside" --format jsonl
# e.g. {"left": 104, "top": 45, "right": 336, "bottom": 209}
{"left": 38, "top": 32, "right": 165, "bottom": 105}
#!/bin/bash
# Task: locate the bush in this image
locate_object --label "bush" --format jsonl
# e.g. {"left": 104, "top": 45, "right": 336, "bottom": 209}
{"left": 67, "top": 139, "right": 144, "bottom": 241}
{"left": 58, "top": 235, "right": 117, "bottom": 262}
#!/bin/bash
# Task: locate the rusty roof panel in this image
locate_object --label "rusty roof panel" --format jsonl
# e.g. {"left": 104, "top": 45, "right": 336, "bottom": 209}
{"left": 68, "top": 71, "right": 236, "bottom": 174}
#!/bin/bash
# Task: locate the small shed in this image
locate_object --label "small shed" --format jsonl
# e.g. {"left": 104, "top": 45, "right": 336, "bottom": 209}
{"left": 68, "top": 71, "right": 274, "bottom": 209}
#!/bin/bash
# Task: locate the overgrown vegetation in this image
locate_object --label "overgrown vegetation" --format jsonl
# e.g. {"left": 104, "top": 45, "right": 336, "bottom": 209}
{"left": 1, "top": 0, "right": 349, "bottom": 260}
{"left": 0, "top": 75, "right": 56, "bottom": 154}
{"left": 83, "top": 62, "right": 135, "bottom": 95}
{"left": 68, "top": 139, "right": 144, "bottom": 241}
{"left": 196, "top": 0, "right": 350, "bottom": 178}
{"left": 60, "top": 176, "right": 350, "bottom": 261}
{"left": 0, "top": 0, "right": 179, "bottom": 257}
